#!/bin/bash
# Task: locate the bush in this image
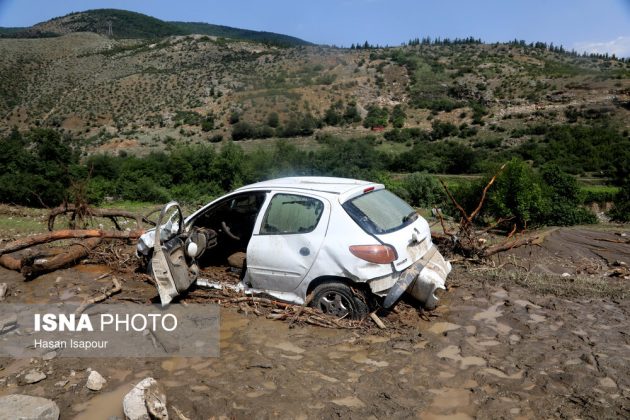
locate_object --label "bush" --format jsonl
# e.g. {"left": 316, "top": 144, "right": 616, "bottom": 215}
{"left": 363, "top": 106, "right": 389, "bottom": 128}
{"left": 539, "top": 165, "right": 596, "bottom": 225}
{"left": 231, "top": 122, "right": 255, "bottom": 140}
{"left": 478, "top": 160, "right": 595, "bottom": 228}
{"left": 400, "top": 172, "right": 443, "bottom": 208}
{"left": 390, "top": 105, "right": 406, "bottom": 128}
{"left": 486, "top": 159, "right": 548, "bottom": 227}
{"left": 609, "top": 180, "right": 630, "bottom": 221}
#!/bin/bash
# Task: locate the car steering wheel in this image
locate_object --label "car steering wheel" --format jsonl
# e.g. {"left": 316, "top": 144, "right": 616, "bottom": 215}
{"left": 221, "top": 221, "right": 241, "bottom": 241}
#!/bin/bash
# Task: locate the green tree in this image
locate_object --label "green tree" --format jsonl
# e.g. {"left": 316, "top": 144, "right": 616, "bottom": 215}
{"left": 390, "top": 105, "right": 406, "bottom": 128}
{"left": 486, "top": 159, "right": 548, "bottom": 228}
{"left": 267, "top": 112, "right": 280, "bottom": 128}
{"left": 363, "top": 105, "right": 389, "bottom": 128}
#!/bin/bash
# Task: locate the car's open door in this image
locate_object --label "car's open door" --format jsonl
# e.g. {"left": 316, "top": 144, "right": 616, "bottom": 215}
{"left": 150, "top": 202, "right": 198, "bottom": 306}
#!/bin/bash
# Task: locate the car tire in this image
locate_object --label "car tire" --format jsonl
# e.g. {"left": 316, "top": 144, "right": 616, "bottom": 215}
{"left": 309, "top": 282, "right": 368, "bottom": 320}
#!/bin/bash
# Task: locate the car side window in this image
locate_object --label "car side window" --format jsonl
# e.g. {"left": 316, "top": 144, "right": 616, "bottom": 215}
{"left": 260, "top": 194, "right": 324, "bottom": 235}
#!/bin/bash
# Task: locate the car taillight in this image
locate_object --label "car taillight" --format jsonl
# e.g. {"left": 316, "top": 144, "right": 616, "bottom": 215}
{"left": 349, "top": 245, "right": 397, "bottom": 264}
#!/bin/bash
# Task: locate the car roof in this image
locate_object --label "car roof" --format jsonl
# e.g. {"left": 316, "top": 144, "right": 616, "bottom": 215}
{"left": 235, "top": 176, "right": 379, "bottom": 196}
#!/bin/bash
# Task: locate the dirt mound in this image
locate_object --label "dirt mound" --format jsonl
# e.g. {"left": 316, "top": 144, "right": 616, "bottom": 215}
{"left": 499, "top": 227, "right": 629, "bottom": 276}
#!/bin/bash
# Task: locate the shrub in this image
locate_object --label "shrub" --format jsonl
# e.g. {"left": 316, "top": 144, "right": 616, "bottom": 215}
{"left": 363, "top": 105, "right": 389, "bottom": 128}
{"left": 486, "top": 159, "right": 548, "bottom": 228}
{"left": 609, "top": 180, "right": 630, "bottom": 221}
{"left": 400, "top": 172, "right": 443, "bottom": 208}
{"left": 539, "top": 165, "right": 596, "bottom": 225}
{"left": 231, "top": 122, "right": 255, "bottom": 140}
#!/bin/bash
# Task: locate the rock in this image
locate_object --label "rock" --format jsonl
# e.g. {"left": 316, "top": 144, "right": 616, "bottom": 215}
{"left": 123, "top": 377, "right": 168, "bottom": 420}
{"left": 54, "top": 380, "right": 68, "bottom": 387}
{"left": 86, "top": 370, "right": 106, "bottom": 391}
{"left": 42, "top": 351, "right": 57, "bottom": 361}
{"left": 561, "top": 272, "right": 571, "bottom": 278}
{"left": 0, "top": 283, "right": 7, "bottom": 300}
{"left": 24, "top": 370, "right": 46, "bottom": 384}
{"left": 0, "top": 394, "right": 59, "bottom": 420}
{"left": 145, "top": 380, "right": 168, "bottom": 419}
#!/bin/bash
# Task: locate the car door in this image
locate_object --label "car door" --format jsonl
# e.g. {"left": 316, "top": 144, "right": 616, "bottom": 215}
{"left": 246, "top": 192, "right": 330, "bottom": 292}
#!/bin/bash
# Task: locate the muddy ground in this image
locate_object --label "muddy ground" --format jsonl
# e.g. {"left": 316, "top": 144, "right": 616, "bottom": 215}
{"left": 0, "top": 226, "right": 629, "bottom": 419}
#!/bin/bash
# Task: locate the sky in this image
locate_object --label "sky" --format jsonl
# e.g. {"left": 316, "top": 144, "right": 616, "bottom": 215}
{"left": 1, "top": 0, "right": 630, "bottom": 56}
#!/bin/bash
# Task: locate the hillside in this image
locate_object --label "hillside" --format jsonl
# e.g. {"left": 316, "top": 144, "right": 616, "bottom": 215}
{"left": 0, "top": 26, "right": 628, "bottom": 175}
{"left": 0, "top": 9, "right": 311, "bottom": 46}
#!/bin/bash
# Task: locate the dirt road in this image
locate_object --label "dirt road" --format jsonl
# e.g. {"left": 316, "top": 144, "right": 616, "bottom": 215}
{"left": 0, "top": 228, "right": 629, "bottom": 419}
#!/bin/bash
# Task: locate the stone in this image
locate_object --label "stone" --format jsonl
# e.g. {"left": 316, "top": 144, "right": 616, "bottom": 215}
{"left": 0, "top": 283, "right": 7, "bottom": 300}
{"left": 86, "top": 370, "right": 106, "bottom": 391}
{"left": 24, "top": 370, "right": 46, "bottom": 384}
{"left": 42, "top": 351, "right": 57, "bottom": 361}
{"left": 123, "top": 377, "right": 168, "bottom": 420}
{"left": 0, "top": 394, "right": 59, "bottom": 420}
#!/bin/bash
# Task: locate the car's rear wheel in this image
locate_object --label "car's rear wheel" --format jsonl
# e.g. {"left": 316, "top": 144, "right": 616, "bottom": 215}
{"left": 310, "top": 282, "right": 368, "bottom": 320}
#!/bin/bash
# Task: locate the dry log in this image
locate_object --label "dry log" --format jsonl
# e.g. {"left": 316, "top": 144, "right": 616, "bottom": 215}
{"left": 48, "top": 203, "right": 154, "bottom": 231}
{"left": 0, "top": 254, "right": 22, "bottom": 271}
{"left": 0, "top": 229, "right": 143, "bottom": 256}
{"left": 20, "top": 237, "right": 103, "bottom": 278}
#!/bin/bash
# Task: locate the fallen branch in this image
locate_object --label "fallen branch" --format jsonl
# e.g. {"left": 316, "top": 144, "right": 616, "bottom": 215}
{"left": 20, "top": 237, "right": 103, "bottom": 278}
{"left": 0, "top": 229, "right": 143, "bottom": 256}
{"left": 481, "top": 234, "right": 543, "bottom": 257}
{"left": 75, "top": 276, "right": 122, "bottom": 315}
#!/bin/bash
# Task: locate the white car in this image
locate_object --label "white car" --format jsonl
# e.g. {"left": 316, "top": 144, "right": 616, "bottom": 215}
{"left": 137, "top": 177, "right": 451, "bottom": 319}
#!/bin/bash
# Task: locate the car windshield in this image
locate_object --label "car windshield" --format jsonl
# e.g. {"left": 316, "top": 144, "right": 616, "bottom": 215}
{"left": 343, "top": 189, "right": 417, "bottom": 235}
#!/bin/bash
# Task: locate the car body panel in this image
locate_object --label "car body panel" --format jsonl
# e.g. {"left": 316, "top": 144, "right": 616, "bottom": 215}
{"left": 246, "top": 191, "right": 331, "bottom": 292}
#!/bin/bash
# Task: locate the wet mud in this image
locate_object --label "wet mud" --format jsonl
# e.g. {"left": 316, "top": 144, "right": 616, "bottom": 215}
{"left": 0, "top": 228, "right": 629, "bottom": 418}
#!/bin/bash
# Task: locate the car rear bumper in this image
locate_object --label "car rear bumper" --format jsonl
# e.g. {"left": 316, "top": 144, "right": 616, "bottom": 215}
{"left": 380, "top": 245, "right": 451, "bottom": 309}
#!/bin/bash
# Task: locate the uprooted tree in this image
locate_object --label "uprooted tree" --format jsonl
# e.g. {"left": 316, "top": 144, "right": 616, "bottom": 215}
{"left": 431, "top": 163, "right": 543, "bottom": 260}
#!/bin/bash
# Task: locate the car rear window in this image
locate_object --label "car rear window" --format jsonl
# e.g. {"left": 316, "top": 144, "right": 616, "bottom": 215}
{"left": 343, "top": 189, "right": 417, "bottom": 235}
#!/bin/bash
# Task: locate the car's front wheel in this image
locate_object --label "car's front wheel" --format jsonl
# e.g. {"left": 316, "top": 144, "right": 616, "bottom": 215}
{"left": 309, "top": 282, "right": 368, "bottom": 320}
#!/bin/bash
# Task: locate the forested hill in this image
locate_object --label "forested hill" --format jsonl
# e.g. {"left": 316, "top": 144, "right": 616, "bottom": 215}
{"left": 0, "top": 9, "right": 311, "bottom": 46}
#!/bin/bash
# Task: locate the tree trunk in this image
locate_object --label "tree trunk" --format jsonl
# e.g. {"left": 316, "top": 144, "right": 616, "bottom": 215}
{"left": 20, "top": 237, "right": 102, "bottom": 278}
{"left": 0, "top": 229, "right": 143, "bottom": 256}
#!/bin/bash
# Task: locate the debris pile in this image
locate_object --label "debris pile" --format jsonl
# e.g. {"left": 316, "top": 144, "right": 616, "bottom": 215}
{"left": 0, "top": 203, "right": 151, "bottom": 278}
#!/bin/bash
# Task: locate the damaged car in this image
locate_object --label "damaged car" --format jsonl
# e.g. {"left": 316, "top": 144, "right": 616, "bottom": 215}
{"left": 137, "top": 177, "right": 451, "bottom": 319}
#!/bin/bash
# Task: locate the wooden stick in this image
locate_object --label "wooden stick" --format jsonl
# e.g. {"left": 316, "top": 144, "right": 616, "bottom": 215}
{"left": 75, "top": 276, "right": 122, "bottom": 315}
{"left": 369, "top": 312, "right": 386, "bottom": 329}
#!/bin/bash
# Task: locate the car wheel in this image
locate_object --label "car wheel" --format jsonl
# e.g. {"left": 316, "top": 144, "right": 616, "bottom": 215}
{"left": 310, "top": 282, "right": 368, "bottom": 320}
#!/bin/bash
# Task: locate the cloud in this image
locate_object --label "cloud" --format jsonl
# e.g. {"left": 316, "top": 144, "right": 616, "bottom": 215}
{"left": 574, "top": 36, "right": 630, "bottom": 58}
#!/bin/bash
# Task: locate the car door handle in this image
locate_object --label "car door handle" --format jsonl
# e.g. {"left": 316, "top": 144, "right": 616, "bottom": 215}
{"left": 299, "top": 247, "right": 310, "bottom": 256}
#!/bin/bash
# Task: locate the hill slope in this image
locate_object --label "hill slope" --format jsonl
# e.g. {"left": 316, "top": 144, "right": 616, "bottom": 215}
{"left": 0, "top": 29, "right": 628, "bottom": 169}
{"left": 0, "top": 9, "right": 311, "bottom": 46}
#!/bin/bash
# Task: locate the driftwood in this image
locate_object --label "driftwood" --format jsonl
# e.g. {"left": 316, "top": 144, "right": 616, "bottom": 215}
{"left": 0, "top": 229, "right": 143, "bottom": 257}
{"left": 20, "top": 237, "right": 103, "bottom": 278}
{"left": 48, "top": 203, "right": 158, "bottom": 231}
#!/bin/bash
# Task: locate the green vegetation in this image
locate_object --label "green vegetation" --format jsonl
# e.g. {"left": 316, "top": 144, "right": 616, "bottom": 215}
{"left": 1, "top": 9, "right": 311, "bottom": 46}
{"left": 456, "top": 159, "right": 597, "bottom": 228}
